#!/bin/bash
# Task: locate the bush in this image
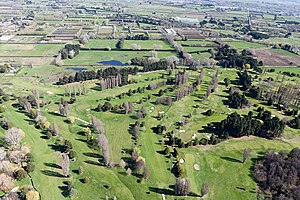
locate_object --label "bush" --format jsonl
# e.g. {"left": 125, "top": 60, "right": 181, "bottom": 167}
{"left": 69, "top": 150, "right": 77, "bottom": 159}
{"left": 46, "top": 131, "right": 52, "bottom": 139}
{"left": 82, "top": 176, "right": 90, "bottom": 184}
{"left": 68, "top": 116, "right": 75, "bottom": 124}
{"left": 14, "top": 168, "right": 27, "bottom": 180}
{"left": 0, "top": 105, "right": 5, "bottom": 113}
{"left": 25, "top": 162, "right": 35, "bottom": 173}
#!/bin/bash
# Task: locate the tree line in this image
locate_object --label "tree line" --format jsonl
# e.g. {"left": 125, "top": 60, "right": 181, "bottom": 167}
{"left": 57, "top": 66, "right": 138, "bottom": 85}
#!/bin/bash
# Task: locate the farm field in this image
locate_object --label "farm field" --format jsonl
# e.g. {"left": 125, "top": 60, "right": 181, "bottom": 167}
{"left": 0, "top": 44, "right": 62, "bottom": 57}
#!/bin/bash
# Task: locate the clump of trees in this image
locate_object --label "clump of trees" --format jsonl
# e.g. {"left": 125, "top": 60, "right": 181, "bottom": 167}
{"left": 214, "top": 44, "right": 263, "bottom": 72}
{"left": 254, "top": 148, "right": 300, "bottom": 199}
{"left": 229, "top": 91, "right": 249, "bottom": 109}
{"left": 248, "top": 31, "right": 269, "bottom": 39}
{"left": 126, "top": 34, "right": 149, "bottom": 40}
{"left": 130, "top": 57, "right": 168, "bottom": 72}
{"left": 214, "top": 110, "right": 286, "bottom": 141}
{"left": 175, "top": 71, "right": 188, "bottom": 86}
{"left": 237, "top": 71, "right": 252, "bottom": 90}
{"left": 60, "top": 44, "right": 80, "bottom": 60}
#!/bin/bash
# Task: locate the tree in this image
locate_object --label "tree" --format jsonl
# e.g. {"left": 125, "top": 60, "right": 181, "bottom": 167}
{"left": 166, "top": 56, "right": 179, "bottom": 69}
{"left": 26, "top": 190, "right": 39, "bottom": 200}
{"left": 174, "top": 178, "right": 190, "bottom": 196}
{"left": 91, "top": 116, "right": 105, "bottom": 134}
{"left": 243, "top": 148, "right": 251, "bottom": 163}
{"left": 14, "top": 168, "right": 27, "bottom": 180}
{"left": 126, "top": 168, "right": 132, "bottom": 175}
{"left": 143, "top": 167, "right": 150, "bottom": 180}
{"left": 49, "top": 123, "right": 59, "bottom": 136}
{"left": 119, "top": 159, "right": 126, "bottom": 169}
{"left": 201, "top": 182, "right": 209, "bottom": 197}
{"left": 224, "top": 78, "right": 231, "bottom": 87}
{"left": 54, "top": 53, "right": 63, "bottom": 66}
{"left": 95, "top": 134, "right": 110, "bottom": 166}
{"left": 123, "top": 102, "right": 134, "bottom": 114}
{"left": 134, "top": 158, "right": 145, "bottom": 173}
{"left": 206, "top": 85, "right": 211, "bottom": 98}
{"left": 5, "top": 127, "right": 24, "bottom": 150}
{"left": 61, "top": 153, "right": 70, "bottom": 177}
{"left": 131, "top": 44, "right": 141, "bottom": 50}
{"left": 0, "top": 173, "right": 15, "bottom": 192}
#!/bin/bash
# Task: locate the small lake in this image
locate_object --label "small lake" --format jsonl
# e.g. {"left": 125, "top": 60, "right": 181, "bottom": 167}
{"left": 97, "top": 60, "right": 127, "bottom": 66}
{"left": 65, "top": 67, "right": 88, "bottom": 72}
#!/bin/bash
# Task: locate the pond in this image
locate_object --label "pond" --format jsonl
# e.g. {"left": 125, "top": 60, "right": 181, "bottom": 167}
{"left": 65, "top": 67, "right": 88, "bottom": 72}
{"left": 97, "top": 60, "right": 127, "bottom": 66}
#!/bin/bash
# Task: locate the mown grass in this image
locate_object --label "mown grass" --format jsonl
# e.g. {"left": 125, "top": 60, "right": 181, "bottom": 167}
{"left": 0, "top": 65, "right": 299, "bottom": 200}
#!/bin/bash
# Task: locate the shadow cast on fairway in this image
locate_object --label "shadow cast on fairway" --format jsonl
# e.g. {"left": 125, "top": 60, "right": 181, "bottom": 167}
{"left": 84, "top": 160, "right": 102, "bottom": 166}
{"left": 148, "top": 187, "right": 174, "bottom": 195}
{"left": 44, "top": 162, "right": 62, "bottom": 169}
{"left": 220, "top": 156, "right": 241, "bottom": 163}
{"left": 83, "top": 152, "right": 101, "bottom": 158}
{"left": 41, "top": 170, "right": 65, "bottom": 178}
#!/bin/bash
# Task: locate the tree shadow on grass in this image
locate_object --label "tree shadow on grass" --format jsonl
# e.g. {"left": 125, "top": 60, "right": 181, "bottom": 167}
{"left": 118, "top": 171, "right": 127, "bottom": 176}
{"left": 75, "top": 138, "right": 87, "bottom": 143}
{"left": 58, "top": 182, "right": 69, "bottom": 197}
{"left": 41, "top": 170, "right": 65, "bottom": 178}
{"left": 83, "top": 152, "right": 101, "bottom": 158}
{"left": 44, "top": 162, "right": 62, "bottom": 169}
{"left": 48, "top": 144, "right": 66, "bottom": 153}
{"left": 148, "top": 187, "right": 174, "bottom": 195}
{"left": 84, "top": 160, "right": 102, "bottom": 166}
{"left": 48, "top": 111, "right": 63, "bottom": 117}
{"left": 220, "top": 156, "right": 241, "bottom": 163}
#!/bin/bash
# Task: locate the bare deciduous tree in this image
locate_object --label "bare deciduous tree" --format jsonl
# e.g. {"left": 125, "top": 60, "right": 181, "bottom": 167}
{"left": 5, "top": 128, "right": 24, "bottom": 150}
{"left": 91, "top": 117, "right": 105, "bottom": 134}
{"left": 49, "top": 123, "right": 59, "bottom": 136}
{"left": 143, "top": 167, "right": 150, "bottom": 180}
{"left": 95, "top": 133, "right": 110, "bottom": 166}
{"left": 201, "top": 182, "right": 209, "bottom": 197}
{"left": 0, "top": 173, "right": 15, "bottom": 193}
{"left": 174, "top": 178, "right": 190, "bottom": 196}
{"left": 243, "top": 148, "right": 251, "bottom": 163}
{"left": 61, "top": 153, "right": 70, "bottom": 177}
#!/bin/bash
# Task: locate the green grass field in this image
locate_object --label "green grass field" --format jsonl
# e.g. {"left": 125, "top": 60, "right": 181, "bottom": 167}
{"left": 63, "top": 50, "right": 177, "bottom": 65}
{"left": 123, "top": 40, "right": 173, "bottom": 50}
{"left": 0, "top": 44, "right": 63, "bottom": 56}
{"left": 227, "top": 41, "right": 266, "bottom": 50}
{"left": 84, "top": 39, "right": 118, "bottom": 49}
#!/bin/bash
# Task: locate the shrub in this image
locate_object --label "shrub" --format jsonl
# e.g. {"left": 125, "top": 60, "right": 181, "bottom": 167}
{"left": 14, "top": 168, "right": 27, "bottom": 180}
{"left": 69, "top": 150, "right": 77, "bottom": 159}
{"left": 46, "top": 131, "right": 52, "bottom": 139}
{"left": 82, "top": 176, "right": 90, "bottom": 184}
{"left": 25, "top": 162, "right": 35, "bottom": 173}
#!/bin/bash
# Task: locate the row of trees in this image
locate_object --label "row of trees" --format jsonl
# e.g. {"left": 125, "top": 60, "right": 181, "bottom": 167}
{"left": 57, "top": 67, "right": 138, "bottom": 85}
